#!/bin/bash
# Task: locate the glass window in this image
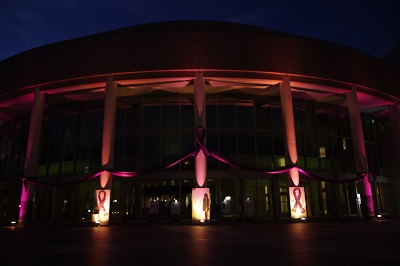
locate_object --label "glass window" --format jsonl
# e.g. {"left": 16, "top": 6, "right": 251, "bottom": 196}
{"left": 237, "top": 106, "right": 254, "bottom": 129}
{"left": 181, "top": 105, "right": 194, "bottom": 129}
{"left": 327, "top": 105, "right": 340, "bottom": 136}
{"left": 143, "top": 106, "right": 161, "bottom": 130}
{"left": 272, "top": 132, "right": 285, "bottom": 156}
{"left": 296, "top": 133, "right": 305, "bottom": 168}
{"left": 64, "top": 105, "right": 78, "bottom": 137}
{"left": 206, "top": 105, "right": 217, "bottom": 129}
{"left": 162, "top": 106, "right": 179, "bottom": 129}
{"left": 219, "top": 130, "right": 237, "bottom": 161}
{"left": 181, "top": 130, "right": 195, "bottom": 154}
{"left": 303, "top": 133, "right": 318, "bottom": 170}
{"left": 114, "top": 132, "right": 124, "bottom": 170}
{"left": 293, "top": 107, "right": 302, "bottom": 132}
{"left": 142, "top": 131, "right": 160, "bottom": 169}
{"left": 161, "top": 131, "right": 180, "bottom": 160}
{"left": 238, "top": 131, "right": 255, "bottom": 154}
{"left": 315, "top": 103, "right": 328, "bottom": 134}
{"left": 270, "top": 105, "right": 283, "bottom": 130}
{"left": 92, "top": 110, "right": 104, "bottom": 134}
{"left": 238, "top": 131, "right": 255, "bottom": 167}
{"left": 127, "top": 103, "right": 142, "bottom": 131}
{"left": 301, "top": 102, "right": 316, "bottom": 133}
{"left": 48, "top": 138, "right": 62, "bottom": 164}
{"left": 205, "top": 129, "right": 218, "bottom": 170}
{"left": 262, "top": 107, "right": 272, "bottom": 130}
{"left": 115, "top": 108, "right": 126, "bottom": 132}
{"left": 256, "top": 131, "right": 274, "bottom": 169}
{"left": 82, "top": 110, "right": 92, "bottom": 135}
{"left": 161, "top": 131, "right": 180, "bottom": 171}
{"left": 124, "top": 132, "right": 142, "bottom": 171}
{"left": 318, "top": 135, "right": 332, "bottom": 171}
{"left": 219, "top": 105, "right": 236, "bottom": 129}
{"left": 339, "top": 108, "right": 351, "bottom": 138}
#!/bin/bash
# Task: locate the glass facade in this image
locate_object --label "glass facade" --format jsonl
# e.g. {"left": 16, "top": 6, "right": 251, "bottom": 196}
{"left": 0, "top": 88, "right": 395, "bottom": 223}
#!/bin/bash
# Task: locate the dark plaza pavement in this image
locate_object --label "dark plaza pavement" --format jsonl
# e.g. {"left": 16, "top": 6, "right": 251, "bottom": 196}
{"left": 1, "top": 219, "right": 400, "bottom": 266}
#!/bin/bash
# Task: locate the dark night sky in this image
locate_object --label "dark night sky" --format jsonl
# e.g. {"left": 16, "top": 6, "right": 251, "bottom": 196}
{"left": 1, "top": 0, "right": 400, "bottom": 61}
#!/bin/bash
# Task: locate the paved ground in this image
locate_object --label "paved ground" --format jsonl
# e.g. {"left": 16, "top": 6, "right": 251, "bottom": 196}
{"left": 1, "top": 219, "right": 400, "bottom": 266}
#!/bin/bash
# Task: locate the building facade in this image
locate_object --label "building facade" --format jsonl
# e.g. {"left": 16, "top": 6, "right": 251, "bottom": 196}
{"left": 1, "top": 21, "right": 400, "bottom": 224}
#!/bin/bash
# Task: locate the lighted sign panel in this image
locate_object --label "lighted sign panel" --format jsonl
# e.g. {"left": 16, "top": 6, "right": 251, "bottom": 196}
{"left": 289, "top": 187, "right": 307, "bottom": 220}
{"left": 92, "top": 189, "right": 110, "bottom": 225}
{"left": 192, "top": 188, "right": 210, "bottom": 223}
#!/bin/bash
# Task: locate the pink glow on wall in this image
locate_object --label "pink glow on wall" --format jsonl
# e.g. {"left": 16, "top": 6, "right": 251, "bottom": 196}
{"left": 100, "top": 170, "right": 111, "bottom": 188}
{"left": 289, "top": 168, "right": 300, "bottom": 187}
{"left": 347, "top": 88, "right": 374, "bottom": 216}
{"left": 101, "top": 77, "right": 116, "bottom": 169}
{"left": 18, "top": 182, "right": 29, "bottom": 221}
{"left": 25, "top": 87, "right": 44, "bottom": 177}
{"left": 195, "top": 150, "right": 207, "bottom": 187}
{"left": 360, "top": 175, "right": 374, "bottom": 214}
{"left": 19, "top": 87, "right": 44, "bottom": 223}
{"left": 280, "top": 77, "right": 299, "bottom": 186}
{"left": 194, "top": 72, "right": 207, "bottom": 188}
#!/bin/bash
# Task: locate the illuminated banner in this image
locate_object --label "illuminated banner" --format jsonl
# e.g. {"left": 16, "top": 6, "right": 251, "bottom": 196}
{"left": 92, "top": 189, "right": 110, "bottom": 225}
{"left": 289, "top": 187, "right": 307, "bottom": 220}
{"left": 192, "top": 188, "right": 210, "bottom": 223}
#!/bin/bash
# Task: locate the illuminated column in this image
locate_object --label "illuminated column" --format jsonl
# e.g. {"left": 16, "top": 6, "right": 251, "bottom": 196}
{"left": 96, "top": 76, "right": 117, "bottom": 226}
{"left": 194, "top": 72, "right": 207, "bottom": 188}
{"left": 192, "top": 72, "right": 210, "bottom": 223}
{"left": 279, "top": 76, "right": 299, "bottom": 186}
{"left": 100, "top": 76, "right": 117, "bottom": 188}
{"left": 100, "top": 76, "right": 117, "bottom": 189}
{"left": 347, "top": 87, "right": 374, "bottom": 218}
{"left": 19, "top": 86, "right": 44, "bottom": 224}
{"left": 389, "top": 103, "right": 400, "bottom": 214}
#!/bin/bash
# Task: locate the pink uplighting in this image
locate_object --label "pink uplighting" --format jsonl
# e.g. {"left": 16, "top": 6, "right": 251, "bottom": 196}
{"left": 100, "top": 171, "right": 111, "bottom": 189}
{"left": 18, "top": 182, "right": 29, "bottom": 222}
{"left": 195, "top": 150, "right": 207, "bottom": 187}
{"left": 281, "top": 77, "right": 299, "bottom": 186}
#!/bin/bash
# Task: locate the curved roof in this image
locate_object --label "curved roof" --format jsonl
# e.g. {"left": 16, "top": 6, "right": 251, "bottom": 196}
{"left": 0, "top": 20, "right": 400, "bottom": 121}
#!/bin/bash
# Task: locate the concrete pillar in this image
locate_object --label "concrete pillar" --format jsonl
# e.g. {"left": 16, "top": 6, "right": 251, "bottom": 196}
{"left": 19, "top": 86, "right": 44, "bottom": 224}
{"left": 194, "top": 72, "right": 207, "bottom": 188}
{"left": 389, "top": 103, "right": 400, "bottom": 214}
{"left": 279, "top": 76, "right": 299, "bottom": 186}
{"left": 100, "top": 76, "right": 117, "bottom": 189}
{"left": 96, "top": 76, "right": 117, "bottom": 225}
{"left": 346, "top": 87, "right": 374, "bottom": 218}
